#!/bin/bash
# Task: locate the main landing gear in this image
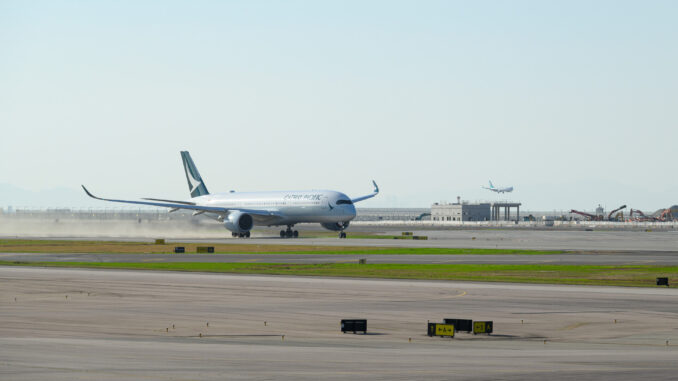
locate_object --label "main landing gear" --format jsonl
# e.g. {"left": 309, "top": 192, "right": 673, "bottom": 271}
{"left": 280, "top": 226, "right": 299, "bottom": 238}
{"left": 339, "top": 231, "right": 347, "bottom": 239}
{"left": 232, "top": 232, "right": 251, "bottom": 238}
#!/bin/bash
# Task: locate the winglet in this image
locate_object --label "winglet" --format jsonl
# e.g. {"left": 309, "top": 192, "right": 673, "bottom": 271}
{"left": 81, "top": 185, "right": 101, "bottom": 200}
{"left": 351, "top": 180, "right": 380, "bottom": 203}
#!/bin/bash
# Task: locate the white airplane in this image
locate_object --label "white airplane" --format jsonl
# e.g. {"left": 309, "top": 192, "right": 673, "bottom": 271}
{"left": 82, "top": 151, "right": 379, "bottom": 239}
{"left": 482, "top": 180, "right": 513, "bottom": 194}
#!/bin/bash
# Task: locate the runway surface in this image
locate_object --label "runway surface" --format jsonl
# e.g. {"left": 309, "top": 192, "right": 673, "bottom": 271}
{"left": 8, "top": 228, "right": 678, "bottom": 251}
{"left": 5, "top": 228, "right": 678, "bottom": 265}
{"left": 4, "top": 251, "right": 678, "bottom": 265}
{"left": 2, "top": 267, "right": 677, "bottom": 380}
{"left": 251, "top": 228, "right": 678, "bottom": 251}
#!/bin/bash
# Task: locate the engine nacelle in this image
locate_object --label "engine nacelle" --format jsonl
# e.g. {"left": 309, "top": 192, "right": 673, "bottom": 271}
{"left": 320, "top": 221, "right": 350, "bottom": 231}
{"left": 224, "top": 211, "right": 254, "bottom": 234}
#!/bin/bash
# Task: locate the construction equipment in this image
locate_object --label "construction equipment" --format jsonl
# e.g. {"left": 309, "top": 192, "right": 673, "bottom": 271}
{"left": 570, "top": 209, "right": 603, "bottom": 221}
{"left": 657, "top": 208, "right": 676, "bottom": 222}
{"left": 630, "top": 209, "right": 644, "bottom": 218}
{"left": 629, "top": 209, "right": 657, "bottom": 222}
{"left": 607, "top": 205, "right": 627, "bottom": 221}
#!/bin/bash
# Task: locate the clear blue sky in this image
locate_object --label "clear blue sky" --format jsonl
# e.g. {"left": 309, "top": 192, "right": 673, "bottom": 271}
{"left": 1, "top": 1, "right": 677, "bottom": 210}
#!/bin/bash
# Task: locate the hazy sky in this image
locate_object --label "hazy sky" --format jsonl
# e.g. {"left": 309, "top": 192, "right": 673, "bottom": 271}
{"left": 1, "top": 1, "right": 677, "bottom": 210}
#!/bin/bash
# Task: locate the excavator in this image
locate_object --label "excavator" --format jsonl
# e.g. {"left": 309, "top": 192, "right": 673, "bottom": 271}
{"left": 657, "top": 208, "right": 676, "bottom": 222}
{"left": 607, "top": 205, "right": 626, "bottom": 221}
{"left": 629, "top": 207, "right": 677, "bottom": 222}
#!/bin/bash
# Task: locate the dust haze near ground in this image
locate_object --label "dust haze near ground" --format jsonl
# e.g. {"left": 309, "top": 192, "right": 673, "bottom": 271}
{"left": 3, "top": 214, "right": 678, "bottom": 253}
{"left": 0, "top": 217, "right": 229, "bottom": 239}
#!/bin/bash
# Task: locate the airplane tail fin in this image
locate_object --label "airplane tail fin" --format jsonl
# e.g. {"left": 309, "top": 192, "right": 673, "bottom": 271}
{"left": 181, "top": 151, "right": 209, "bottom": 198}
{"left": 489, "top": 180, "right": 494, "bottom": 189}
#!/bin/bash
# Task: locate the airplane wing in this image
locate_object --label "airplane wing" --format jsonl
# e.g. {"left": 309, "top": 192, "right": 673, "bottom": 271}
{"left": 82, "top": 186, "right": 281, "bottom": 218}
{"left": 351, "top": 180, "right": 379, "bottom": 203}
{"left": 142, "top": 197, "right": 196, "bottom": 205}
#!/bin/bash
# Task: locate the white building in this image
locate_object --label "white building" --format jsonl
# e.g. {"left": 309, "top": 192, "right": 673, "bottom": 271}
{"left": 431, "top": 201, "right": 491, "bottom": 221}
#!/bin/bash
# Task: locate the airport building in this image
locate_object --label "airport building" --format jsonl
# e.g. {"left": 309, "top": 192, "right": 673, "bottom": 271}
{"left": 431, "top": 197, "right": 522, "bottom": 221}
{"left": 431, "top": 201, "right": 491, "bottom": 221}
{"left": 491, "top": 202, "right": 521, "bottom": 221}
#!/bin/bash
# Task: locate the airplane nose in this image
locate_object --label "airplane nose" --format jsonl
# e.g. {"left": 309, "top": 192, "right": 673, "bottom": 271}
{"left": 348, "top": 205, "right": 357, "bottom": 219}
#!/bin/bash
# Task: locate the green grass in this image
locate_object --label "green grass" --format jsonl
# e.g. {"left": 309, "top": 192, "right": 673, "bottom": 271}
{"left": 2, "top": 261, "right": 675, "bottom": 287}
{"left": 0, "top": 239, "right": 562, "bottom": 255}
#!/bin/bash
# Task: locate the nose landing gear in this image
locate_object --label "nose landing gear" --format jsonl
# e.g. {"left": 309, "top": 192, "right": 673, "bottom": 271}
{"left": 339, "top": 231, "right": 347, "bottom": 239}
{"left": 280, "top": 226, "right": 299, "bottom": 238}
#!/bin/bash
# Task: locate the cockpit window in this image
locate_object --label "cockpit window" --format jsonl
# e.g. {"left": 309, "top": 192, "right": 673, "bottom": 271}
{"left": 336, "top": 199, "right": 353, "bottom": 205}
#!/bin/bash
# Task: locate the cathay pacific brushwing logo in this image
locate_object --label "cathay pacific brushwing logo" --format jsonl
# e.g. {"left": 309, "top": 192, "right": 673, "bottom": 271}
{"left": 184, "top": 161, "right": 203, "bottom": 194}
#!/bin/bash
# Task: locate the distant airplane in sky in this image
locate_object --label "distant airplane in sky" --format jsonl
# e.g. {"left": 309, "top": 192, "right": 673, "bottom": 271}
{"left": 482, "top": 180, "right": 513, "bottom": 194}
{"left": 83, "top": 151, "right": 379, "bottom": 239}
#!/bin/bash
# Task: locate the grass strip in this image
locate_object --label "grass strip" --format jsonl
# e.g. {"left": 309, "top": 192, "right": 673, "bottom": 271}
{"left": 0, "top": 239, "right": 562, "bottom": 255}
{"left": 2, "top": 261, "right": 676, "bottom": 287}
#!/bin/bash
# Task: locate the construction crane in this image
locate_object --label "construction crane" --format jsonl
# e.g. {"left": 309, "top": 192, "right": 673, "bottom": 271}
{"left": 607, "top": 205, "right": 627, "bottom": 221}
{"left": 570, "top": 209, "right": 602, "bottom": 221}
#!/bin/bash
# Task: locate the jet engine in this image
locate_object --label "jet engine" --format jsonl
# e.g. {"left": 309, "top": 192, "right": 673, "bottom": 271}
{"left": 320, "top": 221, "right": 350, "bottom": 231}
{"left": 224, "top": 211, "right": 253, "bottom": 233}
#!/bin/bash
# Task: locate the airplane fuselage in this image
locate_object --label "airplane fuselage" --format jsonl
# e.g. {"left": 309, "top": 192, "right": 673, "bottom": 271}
{"left": 489, "top": 186, "right": 513, "bottom": 194}
{"left": 194, "top": 190, "right": 356, "bottom": 225}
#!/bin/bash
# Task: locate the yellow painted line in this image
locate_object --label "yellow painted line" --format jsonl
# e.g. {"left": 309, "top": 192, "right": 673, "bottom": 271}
{"left": 561, "top": 322, "right": 591, "bottom": 331}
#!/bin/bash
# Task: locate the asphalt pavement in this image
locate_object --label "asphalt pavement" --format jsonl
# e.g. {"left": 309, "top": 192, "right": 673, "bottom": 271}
{"left": 2, "top": 267, "right": 677, "bottom": 380}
